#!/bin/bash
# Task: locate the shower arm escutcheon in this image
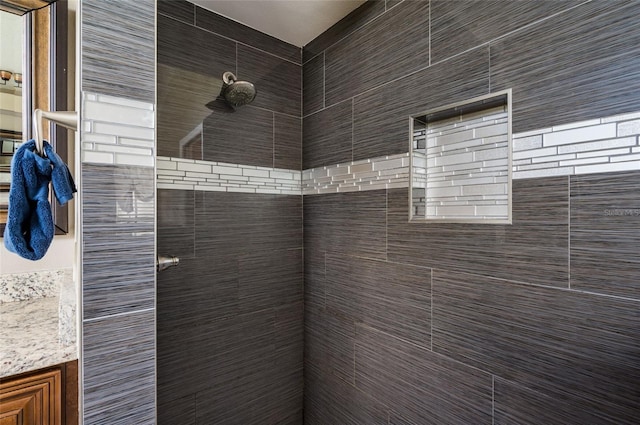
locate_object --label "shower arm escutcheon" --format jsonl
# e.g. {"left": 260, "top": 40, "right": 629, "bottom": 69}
{"left": 157, "top": 255, "right": 180, "bottom": 272}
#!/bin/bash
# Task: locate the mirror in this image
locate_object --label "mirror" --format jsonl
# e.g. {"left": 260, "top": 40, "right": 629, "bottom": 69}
{"left": 0, "top": 11, "right": 23, "bottom": 230}
{"left": 0, "top": 0, "right": 70, "bottom": 235}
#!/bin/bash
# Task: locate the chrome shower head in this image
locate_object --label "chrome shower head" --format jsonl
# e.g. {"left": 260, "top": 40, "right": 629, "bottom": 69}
{"left": 222, "top": 71, "right": 257, "bottom": 107}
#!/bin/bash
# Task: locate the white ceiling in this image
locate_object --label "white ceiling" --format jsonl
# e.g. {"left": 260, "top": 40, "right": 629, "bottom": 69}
{"left": 190, "top": 0, "right": 367, "bottom": 47}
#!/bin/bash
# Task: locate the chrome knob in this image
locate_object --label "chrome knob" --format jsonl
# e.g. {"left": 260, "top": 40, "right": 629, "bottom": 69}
{"left": 157, "top": 255, "right": 179, "bottom": 272}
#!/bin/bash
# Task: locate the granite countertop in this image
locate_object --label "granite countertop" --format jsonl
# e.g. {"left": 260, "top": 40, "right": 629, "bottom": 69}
{"left": 0, "top": 295, "right": 77, "bottom": 378}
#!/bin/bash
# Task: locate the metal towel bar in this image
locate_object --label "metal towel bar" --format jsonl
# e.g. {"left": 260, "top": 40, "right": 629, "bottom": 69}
{"left": 33, "top": 109, "right": 78, "bottom": 156}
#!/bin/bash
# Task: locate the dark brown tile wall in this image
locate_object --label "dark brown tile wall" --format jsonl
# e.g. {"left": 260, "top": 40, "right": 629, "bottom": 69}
{"left": 157, "top": 0, "right": 302, "bottom": 169}
{"left": 303, "top": 6, "right": 640, "bottom": 421}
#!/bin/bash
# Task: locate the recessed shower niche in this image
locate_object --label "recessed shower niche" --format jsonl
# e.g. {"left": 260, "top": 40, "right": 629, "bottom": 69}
{"left": 410, "top": 90, "right": 512, "bottom": 223}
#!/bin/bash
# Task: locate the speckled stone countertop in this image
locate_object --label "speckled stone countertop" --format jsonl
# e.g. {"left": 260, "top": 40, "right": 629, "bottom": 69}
{"left": 0, "top": 270, "right": 77, "bottom": 378}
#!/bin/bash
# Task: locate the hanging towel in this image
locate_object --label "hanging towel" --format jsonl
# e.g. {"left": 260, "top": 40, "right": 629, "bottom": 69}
{"left": 3, "top": 140, "right": 76, "bottom": 260}
{"left": 43, "top": 141, "right": 77, "bottom": 205}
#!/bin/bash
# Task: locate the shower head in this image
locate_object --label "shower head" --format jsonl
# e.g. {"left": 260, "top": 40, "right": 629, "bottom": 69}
{"left": 221, "top": 71, "right": 257, "bottom": 108}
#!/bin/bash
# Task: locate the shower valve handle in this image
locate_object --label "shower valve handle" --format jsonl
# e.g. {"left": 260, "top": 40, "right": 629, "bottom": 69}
{"left": 157, "top": 255, "right": 180, "bottom": 272}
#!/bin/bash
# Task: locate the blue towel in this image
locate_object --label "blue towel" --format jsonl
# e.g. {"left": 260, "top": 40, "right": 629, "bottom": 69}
{"left": 44, "top": 141, "right": 77, "bottom": 205}
{"left": 3, "top": 140, "right": 76, "bottom": 260}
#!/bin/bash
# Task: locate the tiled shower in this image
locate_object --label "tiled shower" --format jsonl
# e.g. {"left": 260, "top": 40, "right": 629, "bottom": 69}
{"left": 155, "top": 2, "right": 303, "bottom": 423}
{"left": 151, "top": 1, "right": 640, "bottom": 424}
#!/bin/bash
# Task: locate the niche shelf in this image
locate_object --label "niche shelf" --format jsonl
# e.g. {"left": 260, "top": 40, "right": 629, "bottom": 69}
{"left": 410, "top": 89, "right": 512, "bottom": 224}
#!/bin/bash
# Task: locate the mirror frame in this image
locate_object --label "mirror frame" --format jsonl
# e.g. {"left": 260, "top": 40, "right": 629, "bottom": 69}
{"left": 0, "top": 0, "right": 69, "bottom": 236}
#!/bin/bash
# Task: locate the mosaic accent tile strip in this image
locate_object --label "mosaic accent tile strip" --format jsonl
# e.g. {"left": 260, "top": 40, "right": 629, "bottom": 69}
{"left": 302, "top": 153, "right": 409, "bottom": 194}
{"left": 512, "top": 111, "right": 640, "bottom": 179}
{"left": 157, "top": 156, "right": 301, "bottom": 195}
{"left": 304, "top": 110, "right": 640, "bottom": 194}
{"left": 81, "top": 91, "right": 155, "bottom": 167}
{"left": 0, "top": 269, "right": 72, "bottom": 303}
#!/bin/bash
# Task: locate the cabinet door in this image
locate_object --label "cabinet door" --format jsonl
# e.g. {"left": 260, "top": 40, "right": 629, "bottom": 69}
{"left": 0, "top": 369, "right": 62, "bottom": 425}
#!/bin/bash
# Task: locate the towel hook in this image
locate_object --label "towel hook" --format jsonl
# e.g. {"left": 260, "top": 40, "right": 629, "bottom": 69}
{"left": 32, "top": 109, "right": 79, "bottom": 156}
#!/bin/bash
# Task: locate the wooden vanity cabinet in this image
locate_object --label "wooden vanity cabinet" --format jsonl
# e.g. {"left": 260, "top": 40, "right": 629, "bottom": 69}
{"left": 0, "top": 361, "right": 77, "bottom": 425}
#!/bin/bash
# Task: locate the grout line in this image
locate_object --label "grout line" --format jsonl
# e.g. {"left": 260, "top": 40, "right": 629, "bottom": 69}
{"left": 567, "top": 174, "right": 571, "bottom": 289}
{"left": 430, "top": 268, "right": 434, "bottom": 351}
{"left": 488, "top": 44, "right": 491, "bottom": 92}
{"left": 351, "top": 98, "right": 355, "bottom": 162}
{"left": 323, "top": 250, "right": 327, "bottom": 308}
{"left": 158, "top": 12, "right": 303, "bottom": 66}
{"left": 385, "top": 189, "right": 389, "bottom": 261}
{"left": 492, "top": 375, "right": 495, "bottom": 425}
{"left": 428, "top": 0, "right": 431, "bottom": 67}
{"left": 322, "top": 52, "right": 326, "bottom": 110}
{"left": 301, "top": 0, "right": 393, "bottom": 66}
{"left": 358, "top": 322, "right": 490, "bottom": 375}
{"left": 303, "top": 0, "right": 592, "bottom": 116}
{"left": 82, "top": 307, "right": 155, "bottom": 323}
{"left": 353, "top": 324, "right": 357, "bottom": 386}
